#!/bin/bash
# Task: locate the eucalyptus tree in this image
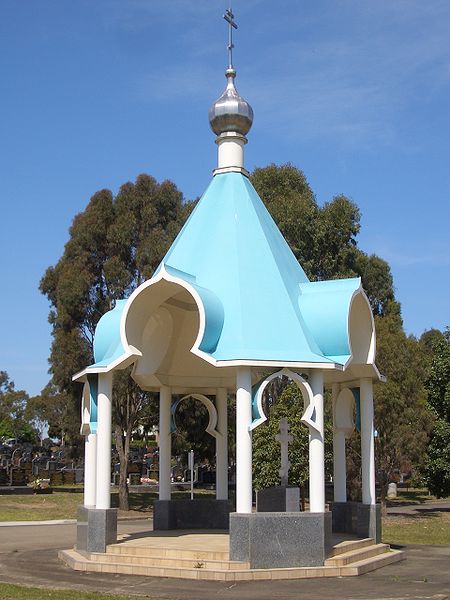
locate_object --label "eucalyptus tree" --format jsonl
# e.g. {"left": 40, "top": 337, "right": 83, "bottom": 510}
{"left": 423, "top": 328, "right": 450, "bottom": 497}
{"left": 40, "top": 174, "right": 188, "bottom": 507}
{"left": 373, "top": 309, "right": 433, "bottom": 502}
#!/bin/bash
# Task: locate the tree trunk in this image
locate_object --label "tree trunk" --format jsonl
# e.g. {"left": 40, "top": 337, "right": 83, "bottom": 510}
{"left": 115, "top": 424, "right": 130, "bottom": 511}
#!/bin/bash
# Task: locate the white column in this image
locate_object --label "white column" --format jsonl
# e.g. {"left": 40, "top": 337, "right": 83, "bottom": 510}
{"left": 360, "top": 378, "right": 376, "bottom": 505}
{"left": 95, "top": 373, "right": 113, "bottom": 510}
{"left": 216, "top": 387, "right": 228, "bottom": 500}
{"left": 84, "top": 432, "right": 97, "bottom": 507}
{"left": 309, "top": 370, "right": 325, "bottom": 513}
{"left": 332, "top": 383, "right": 347, "bottom": 503}
{"left": 158, "top": 385, "right": 172, "bottom": 501}
{"left": 236, "top": 367, "right": 253, "bottom": 513}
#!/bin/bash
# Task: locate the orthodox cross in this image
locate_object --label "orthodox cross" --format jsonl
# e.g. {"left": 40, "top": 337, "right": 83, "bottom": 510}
{"left": 276, "top": 417, "right": 293, "bottom": 486}
{"left": 223, "top": 7, "right": 238, "bottom": 69}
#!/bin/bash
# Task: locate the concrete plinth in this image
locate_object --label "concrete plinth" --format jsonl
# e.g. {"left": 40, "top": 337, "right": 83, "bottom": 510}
{"left": 76, "top": 506, "right": 117, "bottom": 553}
{"left": 256, "top": 486, "right": 300, "bottom": 512}
{"left": 153, "top": 499, "right": 232, "bottom": 530}
{"left": 229, "top": 511, "right": 332, "bottom": 568}
{"left": 330, "top": 502, "right": 381, "bottom": 543}
{"left": 357, "top": 503, "right": 381, "bottom": 542}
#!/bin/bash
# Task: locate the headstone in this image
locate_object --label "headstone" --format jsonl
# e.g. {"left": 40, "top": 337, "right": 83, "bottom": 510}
{"left": 387, "top": 482, "right": 397, "bottom": 499}
{"left": 129, "top": 472, "right": 141, "bottom": 485}
{"left": 50, "top": 471, "right": 64, "bottom": 486}
{"left": 63, "top": 470, "right": 76, "bottom": 485}
{"left": 0, "top": 468, "right": 8, "bottom": 485}
{"left": 10, "top": 468, "right": 26, "bottom": 486}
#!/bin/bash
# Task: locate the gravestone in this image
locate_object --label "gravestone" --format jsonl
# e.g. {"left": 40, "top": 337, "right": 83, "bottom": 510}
{"left": 387, "top": 482, "right": 397, "bottom": 499}
{"left": 256, "top": 418, "right": 300, "bottom": 512}
{"left": 63, "top": 470, "right": 76, "bottom": 485}
{"left": 10, "top": 468, "right": 26, "bottom": 486}
{"left": 0, "top": 468, "right": 8, "bottom": 485}
{"left": 129, "top": 473, "right": 141, "bottom": 485}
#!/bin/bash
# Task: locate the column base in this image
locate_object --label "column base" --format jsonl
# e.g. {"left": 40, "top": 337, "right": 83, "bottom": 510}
{"left": 256, "top": 486, "right": 300, "bottom": 512}
{"left": 153, "top": 499, "right": 232, "bottom": 530}
{"left": 76, "top": 505, "right": 117, "bottom": 553}
{"left": 230, "top": 511, "right": 332, "bottom": 568}
{"left": 330, "top": 502, "right": 381, "bottom": 543}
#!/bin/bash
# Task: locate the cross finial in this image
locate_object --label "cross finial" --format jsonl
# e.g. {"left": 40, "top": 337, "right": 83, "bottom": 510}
{"left": 224, "top": 7, "right": 238, "bottom": 69}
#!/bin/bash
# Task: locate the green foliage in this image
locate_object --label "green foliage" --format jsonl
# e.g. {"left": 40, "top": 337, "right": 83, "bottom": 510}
{"left": 0, "top": 371, "right": 34, "bottom": 441}
{"left": 355, "top": 254, "right": 395, "bottom": 316}
{"left": 39, "top": 174, "right": 187, "bottom": 448}
{"left": 171, "top": 397, "right": 216, "bottom": 464}
{"left": 373, "top": 313, "right": 433, "bottom": 501}
{"left": 424, "top": 328, "right": 450, "bottom": 498}
{"left": 425, "top": 328, "right": 450, "bottom": 422}
{"left": 252, "top": 384, "right": 309, "bottom": 490}
{"left": 425, "top": 419, "right": 450, "bottom": 498}
{"left": 251, "top": 164, "right": 360, "bottom": 281}
{"left": 26, "top": 383, "right": 81, "bottom": 445}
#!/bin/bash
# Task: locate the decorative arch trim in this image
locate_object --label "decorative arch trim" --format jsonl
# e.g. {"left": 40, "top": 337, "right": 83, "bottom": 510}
{"left": 250, "top": 368, "right": 320, "bottom": 433}
{"left": 171, "top": 393, "right": 220, "bottom": 439}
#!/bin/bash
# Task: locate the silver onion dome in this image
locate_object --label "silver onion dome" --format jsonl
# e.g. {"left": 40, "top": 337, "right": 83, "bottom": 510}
{"left": 209, "top": 68, "right": 253, "bottom": 137}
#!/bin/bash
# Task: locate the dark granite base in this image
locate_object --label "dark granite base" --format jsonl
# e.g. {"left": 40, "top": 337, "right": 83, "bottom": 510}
{"left": 229, "top": 511, "right": 332, "bottom": 568}
{"left": 76, "top": 505, "right": 117, "bottom": 553}
{"left": 330, "top": 501, "right": 381, "bottom": 543}
{"left": 357, "top": 503, "right": 381, "bottom": 542}
{"left": 256, "top": 486, "right": 300, "bottom": 512}
{"left": 153, "top": 499, "right": 232, "bottom": 530}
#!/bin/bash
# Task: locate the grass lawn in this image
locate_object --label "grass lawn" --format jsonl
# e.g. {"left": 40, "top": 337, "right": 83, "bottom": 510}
{"left": 0, "top": 491, "right": 154, "bottom": 522}
{"left": 0, "top": 489, "right": 215, "bottom": 522}
{"left": 0, "top": 493, "right": 81, "bottom": 522}
{"left": 382, "top": 511, "right": 450, "bottom": 546}
{"left": 385, "top": 488, "right": 443, "bottom": 506}
{"left": 0, "top": 582, "right": 161, "bottom": 599}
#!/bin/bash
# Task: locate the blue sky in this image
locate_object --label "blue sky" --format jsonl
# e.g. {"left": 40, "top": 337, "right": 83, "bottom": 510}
{"left": 1, "top": 0, "right": 449, "bottom": 396}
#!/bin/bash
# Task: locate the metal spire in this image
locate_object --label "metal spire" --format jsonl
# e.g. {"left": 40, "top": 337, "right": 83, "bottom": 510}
{"left": 224, "top": 7, "right": 238, "bottom": 69}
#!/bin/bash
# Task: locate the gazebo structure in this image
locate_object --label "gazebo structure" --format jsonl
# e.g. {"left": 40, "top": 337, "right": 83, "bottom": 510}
{"left": 64, "top": 9, "right": 401, "bottom": 577}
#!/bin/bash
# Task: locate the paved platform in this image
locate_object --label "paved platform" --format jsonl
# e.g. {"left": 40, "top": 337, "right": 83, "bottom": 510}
{"left": 1, "top": 521, "right": 449, "bottom": 599}
{"left": 60, "top": 527, "right": 404, "bottom": 581}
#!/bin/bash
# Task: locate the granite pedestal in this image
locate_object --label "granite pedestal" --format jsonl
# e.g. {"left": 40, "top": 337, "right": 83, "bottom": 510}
{"left": 229, "top": 511, "right": 332, "bottom": 568}
{"left": 153, "top": 499, "right": 232, "bottom": 530}
{"left": 76, "top": 505, "right": 117, "bottom": 553}
{"left": 256, "top": 486, "right": 300, "bottom": 512}
{"left": 330, "top": 501, "right": 381, "bottom": 542}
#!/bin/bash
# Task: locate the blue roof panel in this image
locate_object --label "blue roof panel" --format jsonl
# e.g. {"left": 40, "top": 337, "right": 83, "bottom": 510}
{"left": 160, "top": 172, "right": 334, "bottom": 363}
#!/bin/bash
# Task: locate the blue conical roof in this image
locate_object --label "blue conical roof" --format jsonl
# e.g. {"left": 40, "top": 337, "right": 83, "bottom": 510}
{"left": 75, "top": 170, "right": 370, "bottom": 380}
{"left": 158, "top": 171, "right": 338, "bottom": 364}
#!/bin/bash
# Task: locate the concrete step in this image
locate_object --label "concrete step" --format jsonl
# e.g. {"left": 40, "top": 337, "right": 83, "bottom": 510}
{"left": 339, "top": 549, "right": 406, "bottom": 576}
{"left": 106, "top": 544, "right": 230, "bottom": 561}
{"left": 60, "top": 547, "right": 405, "bottom": 582}
{"left": 89, "top": 551, "right": 250, "bottom": 571}
{"left": 330, "top": 537, "right": 374, "bottom": 557}
{"left": 325, "top": 543, "right": 389, "bottom": 566}
{"left": 60, "top": 549, "right": 340, "bottom": 581}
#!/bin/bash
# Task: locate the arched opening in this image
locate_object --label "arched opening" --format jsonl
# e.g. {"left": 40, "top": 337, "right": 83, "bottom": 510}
{"left": 121, "top": 275, "right": 237, "bottom": 391}
{"left": 251, "top": 370, "right": 314, "bottom": 506}
{"left": 170, "top": 394, "right": 218, "bottom": 484}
